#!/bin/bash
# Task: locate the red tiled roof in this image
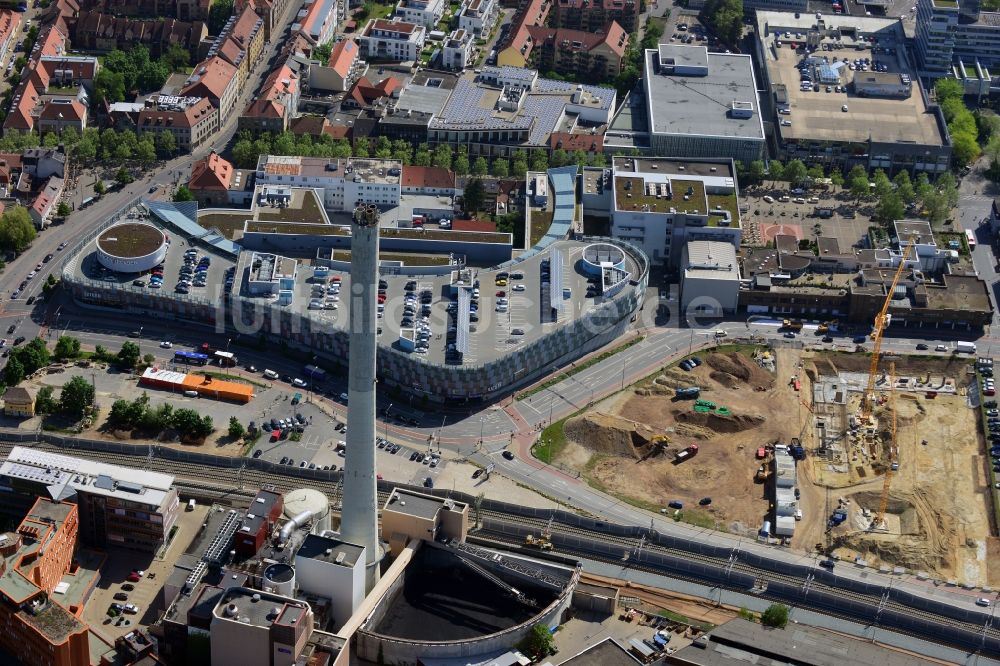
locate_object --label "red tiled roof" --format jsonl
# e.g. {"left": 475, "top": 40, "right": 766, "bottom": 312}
{"left": 525, "top": 20, "right": 628, "bottom": 58}
{"left": 369, "top": 18, "right": 417, "bottom": 34}
{"left": 216, "top": 36, "right": 245, "bottom": 69}
{"left": 402, "top": 166, "right": 455, "bottom": 190}
{"left": 181, "top": 56, "right": 237, "bottom": 102}
{"left": 348, "top": 76, "right": 398, "bottom": 107}
{"left": 38, "top": 57, "right": 98, "bottom": 82}
{"left": 38, "top": 98, "right": 86, "bottom": 122}
{"left": 189, "top": 151, "right": 233, "bottom": 191}
{"left": 4, "top": 81, "right": 39, "bottom": 132}
{"left": 243, "top": 63, "right": 297, "bottom": 119}
{"left": 229, "top": 5, "right": 262, "bottom": 48}
{"left": 327, "top": 39, "right": 358, "bottom": 78}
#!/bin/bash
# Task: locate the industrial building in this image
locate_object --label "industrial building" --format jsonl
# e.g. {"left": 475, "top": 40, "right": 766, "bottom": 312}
{"left": 643, "top": 45, "right": 765, "bottom": 164}
{"left": 209, "top": 587, "right": 316, "bottom": 666}
{"left": 234, "top": 487, "right": 284, "bottom": 557}
{"left": 606, "top": 156, "right": 741, "bottom": 267}
{"left": 0, "top": 446, "right": 180, "bottom": 553}
{"left": 753, "top": 12, "right": 951, "bottom": 174}
{"left": 140, "top": 367, "right": 255, "bottom": 403}
{"left": 680, "top": 241, "right": 740, "bottom": 317}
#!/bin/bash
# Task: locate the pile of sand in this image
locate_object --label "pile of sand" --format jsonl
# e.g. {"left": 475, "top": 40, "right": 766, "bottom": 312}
{"left": 673, "top": 410, "right": 767, "bottom": 434}
{"left": 705, "top": 353, "right": 775, "bottom": 389}
{"left": 563, "top": 413, "right": 654, "bottom": 459}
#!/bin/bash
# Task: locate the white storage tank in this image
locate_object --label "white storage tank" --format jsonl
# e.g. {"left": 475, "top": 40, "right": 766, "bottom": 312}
{"left": 283, "top": 488, "right": 331, "bottom": 534}
{"left": 263, "top": 562, "right": 296, "bottom": 597}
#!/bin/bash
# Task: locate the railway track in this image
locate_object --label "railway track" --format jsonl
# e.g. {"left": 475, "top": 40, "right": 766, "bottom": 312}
{"left": 4, "top": 440, "right": 998, "bottom": 651}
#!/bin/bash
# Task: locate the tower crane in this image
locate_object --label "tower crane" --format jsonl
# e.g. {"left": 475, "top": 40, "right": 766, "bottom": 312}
{"left": 870, "top": 362, "right": 898, "bottom": 531}
{"left": 859, "top": 244, "right": 913, "bottom": 424}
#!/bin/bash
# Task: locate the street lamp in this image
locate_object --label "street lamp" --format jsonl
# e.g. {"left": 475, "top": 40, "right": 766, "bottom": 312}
{"left": 384, "top": 402, "right": 393, "bottom": 444}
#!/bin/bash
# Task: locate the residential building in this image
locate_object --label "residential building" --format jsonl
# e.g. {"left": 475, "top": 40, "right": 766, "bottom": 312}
{"left": 29, "top": 175, "right": 64, "bottom": 229}
{"left": 138, "top": 95, "right": 219, "bottom": 152}
{"left": 238, "top": 63, "right": 299, "bottom": 133}
{"left": 77, "top": 0, "right": 213, "bottom": 20}
{"left": 496, "top": 0, "right": 550, "bottom": 67}
{"left": 209, "top": 587, "right": 314, "bottom": 666}
{"left": 181, "top": 55, "right": 240, "bottom": 119}
{"left": 644, "top": 45, "right": 765, "bottom": 164}
{"left": 441, "top": 28, "right": 474, "bottom": 70}
{"left": 915, "top": 0, "right": 1000, "bottom": 81}
{"left": 70, "top": 12, "right": 207, "bottom": 56}
{"left": 685, "top": 0, "right": 804, "bottom": 9}
{"left": 755, "top": 12, "right": 952, "bottom": 173}
{"left": 189, "top": 150, "right": 236, "bottom": 206}
{"left": 22, "top": 148, "right": 65, "bottom": 179}
{"left": 294, "top": 0, "right": 342, "bottom": 46}
{"left": 427, "top": 66, "right": 615, "bottom": 158}
{"left": 0, "top": 445, "right": 180, "bottom": 553}
{"left": 344, "top": 75, "right": 399, "bottom": 109}
{"left": 394, "top": 0, "right": 444, "bottom": 29}
{"left": 209, "top": 5, "right": 265, "bottom": 90}
{"left": 524, "top": 21, "right": 628, "bottom": 80}
{"left": 255, "top": 155, "right": 402, "bottom": 210}
{"left": 38, "top": 55, "right": 99, "bottom": 89}
{"left": 608, "top": 156, "right": 741, "bottom": 267}
{"left": 37, "top": 99, "right": 86, "bottom": 135}
{"left": 457, "top": 0, "right": 497, "bottom": 36}
{"left": 0, "top": 10, "right": 22, "bottom": 67}
{"left": 4, "top": 81, "right": 40, "bottom": 133}
{"left": 309, "top": 38, "right": 363, "bottom": 92}
{"left": 552, "top": 0, "right": 638, "bottom": 34}
{"left": 401, "top": 165, "right": 455, "bottom": 195}
{"left": 0, "top": 499, "right": 91, "bottom": 666}
{"left": 236, "top": 0, "right": 291, "bottom": 40}
{"left": 680, "top": 240, "right": 740, "bottom": 316}
{"left": 2, "top": 386, "right": 36, "bottom": 417}
{"left": 358, "top": 18, "right": 426, "bottom": 62}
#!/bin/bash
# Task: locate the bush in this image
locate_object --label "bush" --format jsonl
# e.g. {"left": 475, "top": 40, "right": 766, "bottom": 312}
{"left": 761, "top": 603, "right": 789, "bottom": 628}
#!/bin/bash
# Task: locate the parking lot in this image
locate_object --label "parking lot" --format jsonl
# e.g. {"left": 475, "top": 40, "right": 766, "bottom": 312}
{"left": 742, "top": 187, "right": 873, "bottom": 251}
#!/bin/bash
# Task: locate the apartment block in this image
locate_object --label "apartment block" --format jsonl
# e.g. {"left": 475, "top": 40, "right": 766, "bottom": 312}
{"left": 552, "top": 0, "right": 638, "bottom": 34}
{"left": 395, "top": 0, "right": 444, "bottom": 29}
{"left": 0, "top": 446, "right": 180, "bottom": 553}
{"left": 457, "top": 0, "right": 498, "bottom": 36}
{"left": 524, "top": 21, "right": 628, "bottom": 80}
{"left": 138, "top": 95, "right": 218, "bottom": 152}
{"left": 441, "top": 28, "right": 474, "bottom": 70}
{"left": 358, "top": 18, "right": 426, "bottom": 62}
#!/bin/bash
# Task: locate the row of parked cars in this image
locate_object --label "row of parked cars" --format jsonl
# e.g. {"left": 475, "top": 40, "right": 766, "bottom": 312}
{"left": 176, "top": 250, "right": 211, "bottom": 294}
{"left": 679, "top": 356, "right": 703, "bottom": 371}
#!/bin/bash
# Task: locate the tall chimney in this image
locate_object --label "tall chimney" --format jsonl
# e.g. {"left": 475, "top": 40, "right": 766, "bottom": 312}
{"left": 340, "top": 202, "right": 384, "bottom": 590}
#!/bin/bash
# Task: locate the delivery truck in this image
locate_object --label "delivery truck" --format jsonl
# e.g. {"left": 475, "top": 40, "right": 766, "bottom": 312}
{"left": 955, "top": 341, "right": 977, "bottom": 354}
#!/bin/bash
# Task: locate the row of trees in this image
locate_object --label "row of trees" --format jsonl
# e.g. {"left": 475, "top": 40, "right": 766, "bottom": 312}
{"left": 231, "top": 131, "right": 611, "bottom": 176}
{"left": 0, "top": 126, "right": 175, "bottom": 164}
{"left": 3, "top": 337, "right": 50, "bottom": 386}
{"left": 936, "top": 79, "right": 981, "bottom": 168}
{"left": 107, "top": 393, "right": 215, "bottom": 439}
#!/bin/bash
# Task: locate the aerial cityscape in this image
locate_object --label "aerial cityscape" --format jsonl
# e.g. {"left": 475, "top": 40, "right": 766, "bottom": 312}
{"left": 0, "top": 0, "right": 999, "bottom": 662}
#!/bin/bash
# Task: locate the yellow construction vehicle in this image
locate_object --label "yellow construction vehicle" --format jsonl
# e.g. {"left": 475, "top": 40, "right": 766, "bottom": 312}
{"left": 525, "top": 534, "right": 553, "bottom": 550}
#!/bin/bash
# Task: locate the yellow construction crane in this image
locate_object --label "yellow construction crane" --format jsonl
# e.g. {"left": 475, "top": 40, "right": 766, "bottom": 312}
{"left": 870, "top": 362, "right": 898, "bottom": 531}
{"left": 859, "top": 244, "right": 913, "bottom": 424}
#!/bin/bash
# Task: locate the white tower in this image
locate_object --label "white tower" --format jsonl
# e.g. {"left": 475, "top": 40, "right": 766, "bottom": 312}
{"left": 339, "top": 203, "right": 384, "bottom": 590}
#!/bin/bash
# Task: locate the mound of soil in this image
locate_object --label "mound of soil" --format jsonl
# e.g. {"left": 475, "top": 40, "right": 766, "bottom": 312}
{"left": 704, "top": 353, "right": 775, "bottom": 389}
{"left": 673, "top": 410, "right": 766, "bottom": 434}
{"left": 564, "top": 413, "right": 653, "bottom": 459}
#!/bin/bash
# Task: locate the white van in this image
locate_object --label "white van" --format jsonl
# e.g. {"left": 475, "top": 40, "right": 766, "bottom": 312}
{"left": 183, "top": 390, "right": 199, "bottom": 397}
{"left": 263, "top": 369, "right": 279, "bottom": 380}
{"left": 714, "top": 330, "right": 727, "bottom": 338}
{"left": 187, "top": 498, "right": 196, "bottom": 511}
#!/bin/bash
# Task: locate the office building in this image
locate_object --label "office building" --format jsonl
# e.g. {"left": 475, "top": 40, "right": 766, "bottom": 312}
{"left": 255, "top": 155, "right": 402, "bottom": 210}
{"left": 608, "top": 156, "right": 741, "bottom": 267}
{"left": 681, "top": 241, "right": 740, "bottom": 316}
{"left": 915, "top": 0, "right": 1000, "bottom": 83}
{"left": 0, "top": 446, "right": 180, "bottom": 553}
{"left": 644, "top": 45, "right": 765, "bottom": 163}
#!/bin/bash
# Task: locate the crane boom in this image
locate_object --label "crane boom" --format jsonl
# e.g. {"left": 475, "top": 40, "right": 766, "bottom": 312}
{"left": 859, "top": 245, "right": 913, "bottom": 423}
{"left": 870, "top": 362, "right": 897, "bottom": 530}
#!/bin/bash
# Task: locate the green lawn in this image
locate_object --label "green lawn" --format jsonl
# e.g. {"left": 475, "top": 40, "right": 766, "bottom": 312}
{"left": 530, "top": 210, "right": 553, "bottom": 247}
{"left": 257, "top": 190, "right": 325, "bottom": 224}
{"left": 198, "top": 213, "right": 251, "bottom": 239}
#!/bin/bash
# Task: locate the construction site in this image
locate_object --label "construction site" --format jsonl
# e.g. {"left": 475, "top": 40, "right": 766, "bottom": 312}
{"left": 552, "top": 256, "right": 996, "bottom": 586}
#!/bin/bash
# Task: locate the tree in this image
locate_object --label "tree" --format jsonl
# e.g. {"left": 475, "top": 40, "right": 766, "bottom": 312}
{"left": 94, "top": 180, "right": 106, "bottom": 197}
{"left": 923, "top": 190, "right": 949, "bottom": 225}
{"left": 0, "top": 206, "right": 37, "bottom": 253}
{"left": 849, "top": 172, "right": 870, "bottom": 203}
{"left": 208, "top": 0, "right": 235, "bottom": 34}
{"left": 117, "top": 341, "right": 140, "bottom": 369}
{"left": 767, "top": 160, "right": 784, "bottom": 185}
{"left": 511, "top": 156, "right": 528, "bottom": 179}
{"left": 137, "top": 59, "right": 169, "bottom": 93}
{"left": 155, "top": 130, "right": 176, "bottom": 158}
{"left": 453, "top": 148, "right": 469, "bottom": 176}
{"left": 54, "top": 335, "right": 81, "bottom": 360}
{"left": 700, "top": 0, "right": 744, "bottom": 45}
{"left": 934, "top": 78, "right": 963, "bottom": 104}
{"left": 761, "top": 603, "right": 790, "bottom": 628}
{"left": 529, "top": 151, "right": 548, "bottom": 172}
{"left": 977, "top": 109, "right": 1000, "bottom": 141}
{"left": 491, "top": 159, "right": 509, "bottom": 178}
{"left": 56, "top": 201, "right": 71, "bottom": 218}
{"left": 807, "top": 164, "right": 825, "bottom": 181}
{"left": 92, "top": 69, "right": 125, "bottom": 104}
{"left": 432, "top": 143, "right": 453, "bottom": 170}
{"left": 136, "top": 139, "right": 156, "bottom": 164}
{"left": 3, "top": 356, "right": 23, "bottom": 386}
{"left": 875, "top": 192, "right": 904, "bottom": 223}
{"left": 747, "top": 159, "right": 766, "bottom": 187}
{"left": 60, "top": 376, "right": 95, "bottom": 417}
{"left": 171, "top": 408, "right": 204, "bottom": 436}
{"left": 893, "top": 170, "right": 915, "bottom": 204}
{"left": 783, "top": 159, "right": 807, "bottom": 185}
{"left": 516, "top": 624, "right": 554, "bottom": 659}
{"left": 938, "top": 171, "right": 959, "bottom": 208}
{"left": 35, "top": 386, "right": 56, "bottom": 414}
{"left": 228, "top": 416, "right": 246, "bottom": 440}
{"left": 830, "top": 170, "right": 844, "bottom": 189}
{"left": 463, "top": 179, "right": 484, "bottom": 213}
{"left": 374, "top": 135, "right": 392, "bottom": 159}
{"left": 951, "top": 132, "right": 981, "bottom": 167}
{"left": 173, "top": 185, "right": 195, "bottom": 202}
{"left": 551, "top": 149, "right": 568, "bottom": 168}
{"left": 115, "top": 167, "right": 134, "bottom": 186}
{"left": 471, "top": 156, "right": 488, "bottom": 176}
{"left": 73, "top": 138, "right": 97, "bottom": 161}
{"left": 872, "top": 169, "right": 892, "bottom": 199}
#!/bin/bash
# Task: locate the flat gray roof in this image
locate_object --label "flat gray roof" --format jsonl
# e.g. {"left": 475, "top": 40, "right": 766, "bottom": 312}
{"left": 673, "top": 618, "right": 943, "bottom": 666}
{"left": 385, "top": 488, "right": 447, "bottom": 520}
{"left": 296, "top": 533, "right": 364, "bottom": 567}
{"left": 645, "top": 46, "right": 765, "bottom": 141}
{"left": 557, "top": 638, "right": 641, "bottom": 665}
